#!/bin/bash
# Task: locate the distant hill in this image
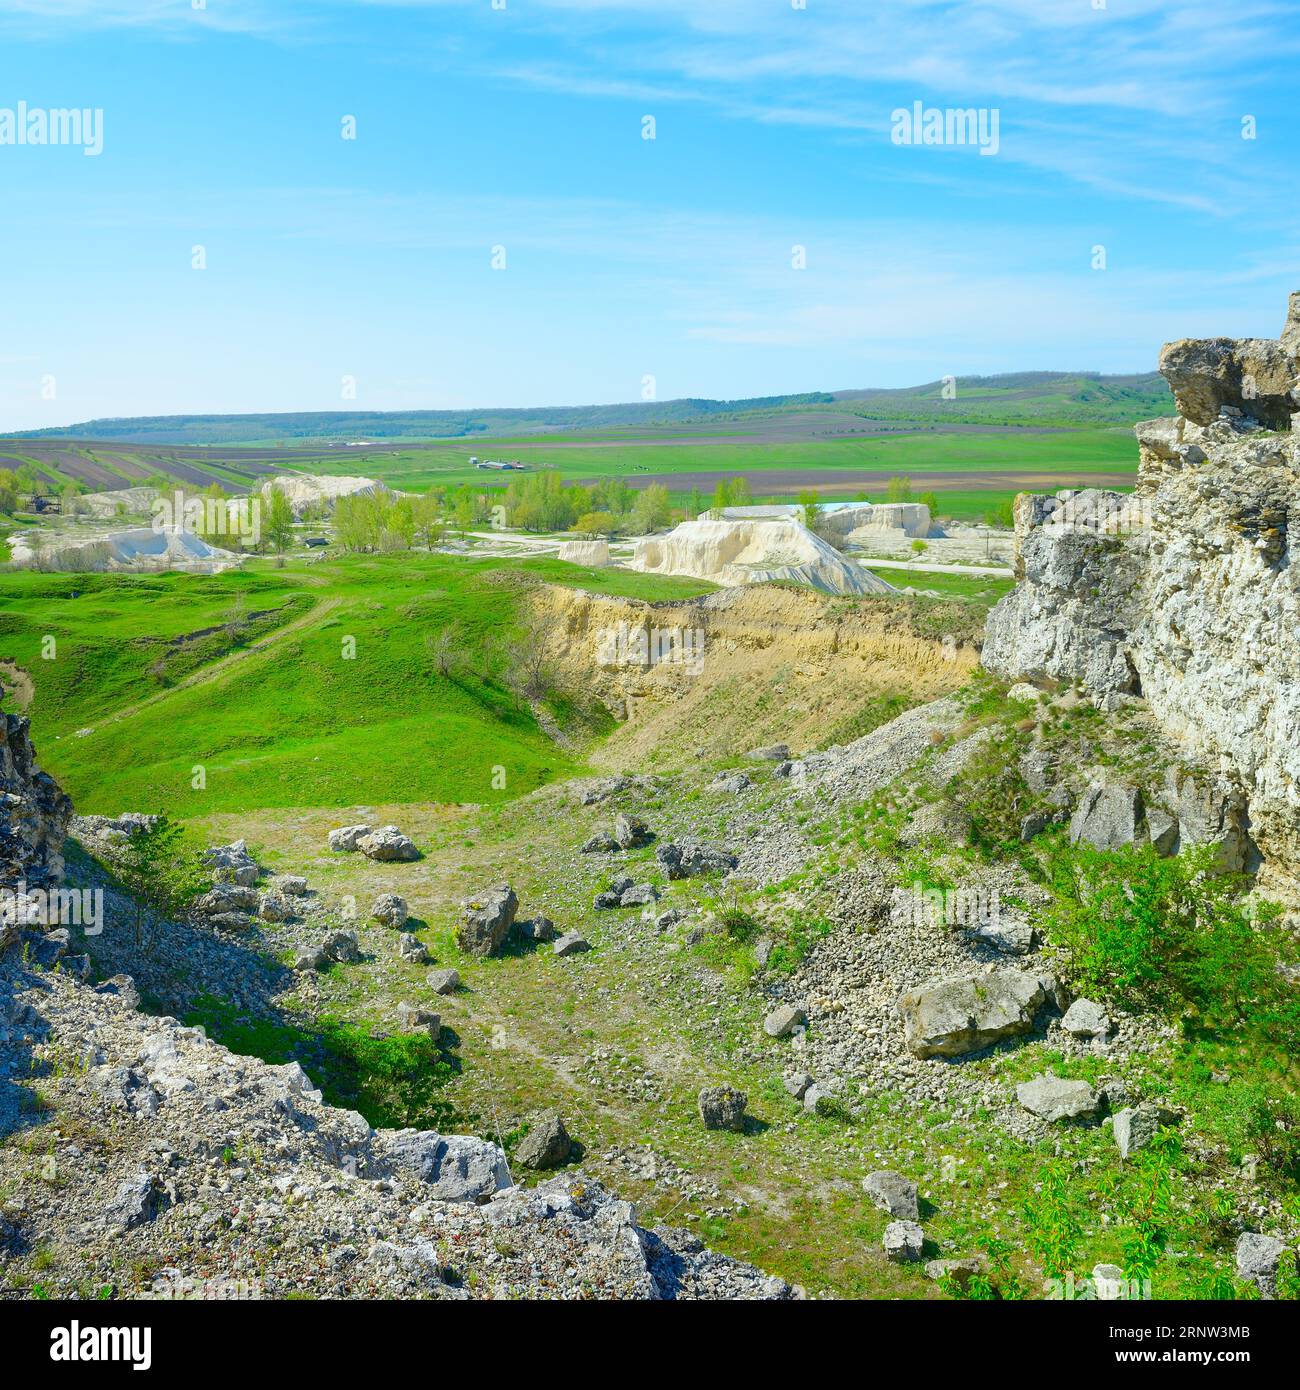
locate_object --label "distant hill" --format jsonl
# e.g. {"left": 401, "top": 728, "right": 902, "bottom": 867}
{"left": 10, "top": 373, "right": 1171, "bottom": 446}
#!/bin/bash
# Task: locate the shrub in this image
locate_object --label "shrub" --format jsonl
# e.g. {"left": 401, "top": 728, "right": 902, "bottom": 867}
{"left": 1042, "top": 841, "right": 1300, "bottom": 1050}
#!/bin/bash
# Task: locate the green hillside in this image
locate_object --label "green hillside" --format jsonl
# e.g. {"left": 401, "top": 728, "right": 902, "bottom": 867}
{"left": 0, "top": 555, "right": 711, "bottom": 818}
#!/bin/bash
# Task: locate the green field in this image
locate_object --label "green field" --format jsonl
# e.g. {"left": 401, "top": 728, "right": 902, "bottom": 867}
{"left": 290, "top": 426, "right": 1139, "bottom": 493}
{"left": 0, "top": 555, "right": 710, "bottom": 818}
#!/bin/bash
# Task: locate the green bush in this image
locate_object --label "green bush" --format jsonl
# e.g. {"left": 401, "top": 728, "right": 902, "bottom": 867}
{"left": 1042, "top": 842, "right": 1300, "bottom": 1049}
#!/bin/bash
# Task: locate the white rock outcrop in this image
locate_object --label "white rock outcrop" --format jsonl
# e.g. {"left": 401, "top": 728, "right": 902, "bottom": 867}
{"left": 984, "top": 292, "right": 1300, "bottom": 890}
{"left": 558, "top": 539, "right": 611, "bottom": 567}
{"left": 261, "top": 474, "right": 395, "bottom": 518}
{"left": 630, "top": 517, "right": 894, "bottom": 596}
{"left": 8, "top": 526, "right": 245, "bottom": 574}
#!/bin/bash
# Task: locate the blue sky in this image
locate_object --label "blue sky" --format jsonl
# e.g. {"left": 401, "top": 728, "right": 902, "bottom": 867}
{"left": 1, "top": 0, "right": 1297, "bottom": 429}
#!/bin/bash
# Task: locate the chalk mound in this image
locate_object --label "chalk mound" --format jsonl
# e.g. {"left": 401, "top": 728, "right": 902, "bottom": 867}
{"left": 558, "top": 539, "right": 611, "bottom": 567}
{"left": 714, "top": 501, "right": 931, "bottom": 539}
{"left": 81, "top": 486, "right": 160, "bottom": 518}
{"left": 261, "top": 474, "right": 394, "bottom": 518}
{"left": 630, "top": 517, "right": 894, "bottom": 595}
{"left": 8, "top": 527, "right": 245, "bottom": 575}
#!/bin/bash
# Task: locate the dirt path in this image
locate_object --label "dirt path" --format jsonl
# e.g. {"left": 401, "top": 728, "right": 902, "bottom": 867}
{"left": 84, "top": 595, "right": 343, "bottom": 733}
{"left": 0, "top": 659, "right": 34, "bottom": 713}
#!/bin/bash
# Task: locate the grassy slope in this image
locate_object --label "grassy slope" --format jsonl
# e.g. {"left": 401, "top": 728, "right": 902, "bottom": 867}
{"left": 0, "top": 554, "right": 712, "bottom": 818}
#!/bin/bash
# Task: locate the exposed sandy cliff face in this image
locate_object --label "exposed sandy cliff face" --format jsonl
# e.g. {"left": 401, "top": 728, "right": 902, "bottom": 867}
{"left": 533, "top": 582, "right": 980, "bottom": 767}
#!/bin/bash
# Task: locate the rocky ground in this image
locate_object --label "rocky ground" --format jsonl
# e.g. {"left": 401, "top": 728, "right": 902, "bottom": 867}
{"left": 6, "top": 652, "right": 1293, "bottom": 1301}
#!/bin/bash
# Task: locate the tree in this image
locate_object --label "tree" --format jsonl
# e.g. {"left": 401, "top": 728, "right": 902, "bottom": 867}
{"left": 603, "top": 477, "right": 634, "bottom": 520}
{"left": 264, "top": 484, "right": 295, "bottom": 556}
{"left": 631, "top": 483, "right": 671, "bottom": 534}
{"left": 920, "top": 490, "right": 940, "bottom": 517}
{"left": 14, "top": 465, "right": 40, "bottom": 503}
{"left": 984, "top": 499, "right": 1015, "bottom": 529}
{"left": 107, "top": 817, "right": 206, "bottom": 954}
{"left": 426, "top": 620, "right": 466, "bottom": 678}
{"left": 195, "top": 482, "right": 230, "bottom": 547}
{"left": 61, "top": 482, "right": 87, "bottom": 516}
{"left": 688, "top": 487, "right": 705, "bottom": 520}
{"left": 0, "top": 471, "right": 17, "bottom": 516}
{"left": 911, "top": 538, "right": 928, "bottom": 559}
{"left": 886, "top": 475, "right": 914, "bottom": 503}
{"left": 730, "top": 476, "right": 753, "bottom": 506}
{"left": 575, "top": 510, "right": 618, "bottom": 536}
{"left": 412, "top": 493, "right": 445, "bottom": 550}
{"left": 798, "top": 488, "right": 820, "bottom": 530}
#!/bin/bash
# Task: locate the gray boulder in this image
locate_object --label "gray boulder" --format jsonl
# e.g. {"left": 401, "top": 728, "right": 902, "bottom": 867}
{"left": 1061, "top": 997, "right": 1111, "bottom": 1040}
{"left": 712, "top": 772, "right": 752, "bottom": 794}
{"left": 925, "top": 1256, "right": 987, "bottom": 1292}
{"left": 192, "top": 883, "right": 259, "bottom": 917}
{"left": 964, "top": 919, "right": 1037, "bottom": 956}
{"left": 278, "top": 875, "right": 308, "bottom": 896}
{"left": 258, "top": 891, "right": 293, "bottom": 923}
{"left": 883, "top": 1220, "right": 924, "bottom": 1263}
{"left": 358, "top": 826, "right": 419, "bottom": 862}
{"left": 619, "top": 883, "right": 660, "bottom": 908}
{"left": 594, "top": 875, "right": 634, "bottom": 909}
{"left": 380, "top": 1131, "right": 511, "bottom": 1204}
{"left": 397, "top": 933, "right": 429, "bottom": 964}
{"left": 581, "top": 832, "right": 619, "bottom": 853}
{"left": 783, "top": 1070, "right": 814, "bottom": 1100}
{"left": 656, "top": 841, "right": 739, "bottom": 880}
{"left": 515, "top": 1110, "right": 572, "bottom": 1170}
{"left": 322, "top": 930, "right": 360, "bottom": 963}
{"left": 1070, "top": 782, "right": 1142, "bottom": 851}
{"left": 294, "top": 946, "right": 327, "bottom": 972}
{"left": 746, "top": 744, "right": 790, "bottom": 762}
{"left": 1159, "top": 333, "right": 1297, "bottom": 430}
{"left": 1113, "top": 1102, "right": 1179, "bottom": 1159}
{"left": 763, "top": 1004, "right": 807, "bottom": 1038}
{"left": 613, "top": 813, "right": 652, "bottom": 849}
{"left": 1236, "top": 1231, "right": 1288, "bottom": 1299}
{"left": 1016, "top": 1073, "right": 1102, "bottom": 1123}
{"left": 104, "top": 1171, "right": 170, "bottom": 1233}
{"left": 863, "top": 1171, "right": 919, "bottom": 1221}
{"left": 458, "top": 885, "right": 518, "bottom": 956}
{"left": 898, "top": 970, "right": 1047, "bottom": 1058}
{"left": 698, "top": 1085, "right": 747, "bottom": 1132}
{"left": 371, "top": 893, "right": 409, "bottom": 929}
{"left": 516, "top": 916, "right": 556, "bottom": 943}
{"left": 426, "top": 967, "right": 460, "bottom": 994}
{"left": 395, "top": 1003, "right": 439, "bottom": 1038}
{"left": 553, "top": 931, "right": 590, "bottom": 957}
{"left": 328, "top": 824, "right": 371, "bottom": 853}
{"left": 202, "top": 839, "right": 260, "bottom": 886}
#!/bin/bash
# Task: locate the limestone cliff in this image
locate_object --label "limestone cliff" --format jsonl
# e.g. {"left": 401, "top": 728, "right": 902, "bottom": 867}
{"left": 0, "top": 712, "right": 72, "bottom": 893}
{"left": 983, "top": 293, "right": 1300, "bottom": 889}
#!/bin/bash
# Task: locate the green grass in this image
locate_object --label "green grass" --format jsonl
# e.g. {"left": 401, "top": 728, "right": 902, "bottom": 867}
{"left": 867, "top": 569, "right": 1015, "bottom": 605}
{"left": 0, "top": 552, "right": 710, "bottom": 818}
